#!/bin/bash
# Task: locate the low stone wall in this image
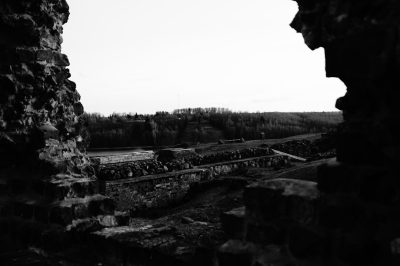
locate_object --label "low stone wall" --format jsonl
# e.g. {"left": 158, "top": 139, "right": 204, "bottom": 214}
{"left": 202, "top": 155, "right": 289, "bottom": 178}
{"left": 90, "top": 151, "right": 155, "bottom": 165}
{"left": 192, "top": 148, "right": 273, "bottom": 166}
{"left": 95, "top": 159, "right": 169, "bottom": 181}
{"left": 103, "top": 155, "right": 289, "bottom": 212}
{"left": 103, "top": 169, "right": 208, "bottom": 211}
{"left": 96, "top": 147, "right": 275, "bottom": 181}
{"left": 270, "top": 138, "right": 336, "bottom": 161}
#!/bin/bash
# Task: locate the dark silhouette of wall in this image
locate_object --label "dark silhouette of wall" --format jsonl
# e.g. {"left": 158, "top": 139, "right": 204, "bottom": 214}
{"left": 293, "top": 1, "right": 400, "bottom": 264}
{"left": 220, "top": 2, "right": 400, "bottom": 266}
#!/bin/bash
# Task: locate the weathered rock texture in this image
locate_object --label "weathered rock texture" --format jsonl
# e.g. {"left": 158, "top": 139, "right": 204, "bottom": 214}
{"left": 271, "top": 138, "right": 335, "bottom": 161}
{"left": 95, "top": 147, "right": 275, "bottom": 181}
{"left": 104, "top": 155, "right": 289, "bottom": 212}
{"left": 0, "top": 0, "right": 88, "bottom": 174}
{"left": 0, "top": 1, "right": 127, "bottom": 260}
{"left": 2, "top": 0, "right": 400, "bottom": 265}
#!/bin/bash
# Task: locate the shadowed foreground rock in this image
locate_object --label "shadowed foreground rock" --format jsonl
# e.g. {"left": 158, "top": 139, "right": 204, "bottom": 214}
{"left": 217, "top": 1, "right": 400, "bottom": 265}
{"left": 292, "top": 0, "right": 400, "bottom": 265}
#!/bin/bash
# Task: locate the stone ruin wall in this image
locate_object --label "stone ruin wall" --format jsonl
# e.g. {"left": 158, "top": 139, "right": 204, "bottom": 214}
{"left": 1, "top": 0, "right": 400, "bottom": 265}
{"left": 104, "top": 155, "right": 289, "bottom": 212}
{"left": 290, "top": 0, "right": 400, "bottom": 264}
{"left": 292, "top": 0, "right": 400, "bottom": 165}
{"left": 0, "top": 0, "right": 92, "bottom": 177}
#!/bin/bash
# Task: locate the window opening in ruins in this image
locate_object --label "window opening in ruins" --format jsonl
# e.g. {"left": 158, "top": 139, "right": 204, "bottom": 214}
{"left": 63, "top": 0, "right": 345, "bottom": 115}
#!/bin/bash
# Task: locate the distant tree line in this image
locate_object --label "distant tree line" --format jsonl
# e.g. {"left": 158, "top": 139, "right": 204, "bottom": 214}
{"left": 83, "top": 108, "right": 342, "bottom": 148}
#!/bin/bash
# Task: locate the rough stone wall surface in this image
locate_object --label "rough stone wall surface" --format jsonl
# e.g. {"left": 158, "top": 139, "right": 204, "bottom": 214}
{"left": 104, "top": 155, "right": 289, "bottom": 212}
{"left": 95, "top": 148, "right": 275, "bottom": 181}
{"left": 90, "top": 151, "right": 155, "bottom": 165}
{"left": 291, "top": 0, "right": 400, "bottom": 164}
{"left": 0, "top": 0, "right": 88, "bottom": 174}
{"left": 0, "top": 2, "right": 116, "bottom": 253}
{"left": 3, "top": 0, "right": 400, "bottom": 264}
{"left": 105, "top": 169, "right": 208, "bottom": 211}
{"left": 203, "top": 155, "right": 289, "bottom": 178}
{"left": 290, "top": 0, "right": 400, "bottom": 264}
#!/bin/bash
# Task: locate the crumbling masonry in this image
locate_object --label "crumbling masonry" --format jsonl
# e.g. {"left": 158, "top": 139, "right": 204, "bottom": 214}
{"left": 294, "top": 0, "right": 400, "bottom": 264}
{"left": 1, "top": 0, "right": 400, "bottom": 265}
{"left": 0, "top": 0, "right": 121, "bottom": 245}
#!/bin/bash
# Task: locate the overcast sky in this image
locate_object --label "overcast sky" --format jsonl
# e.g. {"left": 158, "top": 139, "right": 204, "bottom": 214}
{"left": 63, "top": 0, "right": 345, "bottom": 115}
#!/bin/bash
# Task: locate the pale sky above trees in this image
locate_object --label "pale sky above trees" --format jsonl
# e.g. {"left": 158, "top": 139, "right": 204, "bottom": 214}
{"left": 63, "top": 0, "right": 345, "bottom": 115}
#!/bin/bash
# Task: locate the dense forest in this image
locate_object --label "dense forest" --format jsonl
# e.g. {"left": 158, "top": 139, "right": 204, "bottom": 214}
{"left": 83, "top": 108, "right": 342, "bottom": 148}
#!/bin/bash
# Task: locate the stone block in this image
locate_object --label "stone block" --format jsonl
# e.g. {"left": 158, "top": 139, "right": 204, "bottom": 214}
{"left": 36, "top": 50, "right": 70, "bottom": 66}
{"left": 245, "top": 222, "right": 285, "bottom": 245}
{"left": 38, "top": 122, "right": 59, "bottom": 140}
{"left": 73, "top": 102, "right": 84, "bottom": 116}
{"left": 318, "top": 193, "right": 367, "bottom": 230}
{"left": 50, "top": 195, "right": 115, "bottom": 225}
{"left": 217, "top": 240, "right": 296, "bottom": 266}
{"left": 288, "top": 225, "right": 328, "bottom": 259}
{"left": 221, "top": 206, "right": 245, "bottom": 240}
{"left": 157, "top": 148, "right": 198, "bottom": 161}
{"left": 36, "top": 49, "right": 54, "bottom": 62}
{"left": 39, "top": 174, "right": 99, "bottom": 200}
{"left": 0, "top": 75, "right": 16, "bottom": 103}
{"left": 217, "top": 240, "right": 256, "bottom": 266}
{"left": 244, "top": 178, "right": 320, "bottom": 244}
{"left": 329, "top": 227, "right": 383, "bottom": 265}
{"left": 97, "top": 215, "right": 119, "bottom": 227}
{"left": 317, "top": 160, "right": 358, "bottom": 194}
{"left": 318, "top": 160, "right": 385, "bottom": 196}
{"left": 92, "top": 151, "right": 155, "bottom": 166}
{"left": 67, "top": 218, "right": 102, "bottom": 233}
{"left": 245, "top": 178, "right": 320, "bottom": 224}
